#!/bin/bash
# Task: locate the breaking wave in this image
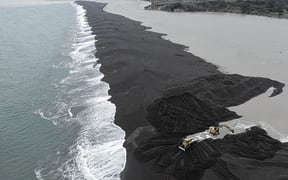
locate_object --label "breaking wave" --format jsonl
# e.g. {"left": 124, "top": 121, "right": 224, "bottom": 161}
{"left": 35, "top": 2, "right": 126, "bottom": 180}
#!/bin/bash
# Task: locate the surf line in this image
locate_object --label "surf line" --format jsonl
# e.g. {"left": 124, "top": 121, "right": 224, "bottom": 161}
{"left": 72, "top": 2, "right": 126, "bottom": 179}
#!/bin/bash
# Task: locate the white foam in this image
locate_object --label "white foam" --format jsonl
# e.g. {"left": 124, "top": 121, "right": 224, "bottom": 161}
{"left": 34, "top": 109, "right": 50, "bottom": 120}
{"left": 76, "top": 35, "right": 96, "bottom": 43}
{"left": 35, "top": 2, "right": 126, "bottom": 179}
{"left": 68, "top": 108, "right": 73, "bottom": 118}
{"left": 34, "top": 168, "right": 44, "bottom": 180}
{"left": 69, "top": 4, "right": 126, "bottom": 177}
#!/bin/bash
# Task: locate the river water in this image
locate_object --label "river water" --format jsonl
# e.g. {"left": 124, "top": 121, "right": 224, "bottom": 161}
{"left": 96, "top": 0, "right": 288, "bottom": 141}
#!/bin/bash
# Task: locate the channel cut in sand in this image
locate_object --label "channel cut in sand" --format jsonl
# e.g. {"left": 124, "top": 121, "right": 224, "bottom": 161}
{"left": 77, "top": 1, "right": 288, "bottom": 180}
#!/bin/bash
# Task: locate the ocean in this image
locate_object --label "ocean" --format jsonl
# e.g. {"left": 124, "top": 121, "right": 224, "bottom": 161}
{"left": 0, "top": 2, "right": 125, "bottom": 180}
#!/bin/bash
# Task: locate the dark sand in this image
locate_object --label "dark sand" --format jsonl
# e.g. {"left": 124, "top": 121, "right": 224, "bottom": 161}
{"left": 77, "top": 1, "right": 288, "bottom": 180}
{"left": 77, "top": 1, "right": 219, "bottom": 134}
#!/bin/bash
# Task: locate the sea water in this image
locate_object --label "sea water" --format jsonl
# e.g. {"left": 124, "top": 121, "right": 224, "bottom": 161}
{"left": 0, "top": 1, "right": 125, "bottom": 180}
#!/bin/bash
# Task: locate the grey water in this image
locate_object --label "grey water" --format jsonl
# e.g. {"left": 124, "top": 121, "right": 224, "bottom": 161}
{"left": 0, "top": 2, "right": 126, "bottom": 180}
{"left": 0, "top": 3, "right": 79, "bottom": 180}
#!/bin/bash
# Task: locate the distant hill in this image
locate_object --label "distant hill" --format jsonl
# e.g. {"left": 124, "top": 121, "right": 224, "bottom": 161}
{"left": 145, "top": 0, "right": 288, "bottom": 18}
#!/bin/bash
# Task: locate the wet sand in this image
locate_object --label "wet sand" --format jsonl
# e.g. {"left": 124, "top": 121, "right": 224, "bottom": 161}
{"left": 77, "top": 1, "right": 288, "bottom": 180}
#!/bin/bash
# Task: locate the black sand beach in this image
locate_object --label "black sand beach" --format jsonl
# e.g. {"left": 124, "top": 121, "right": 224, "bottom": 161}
{"left": 77, "top": 1, "right": 220, "bottom": 134}
{"left": 77, "top": 1, "right": 288, "bottom": 180}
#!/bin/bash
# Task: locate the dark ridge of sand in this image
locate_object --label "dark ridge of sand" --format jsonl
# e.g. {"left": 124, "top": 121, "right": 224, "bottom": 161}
{"left": 147, "top": 74, "right": 284, "bottom": 135}
{"left": 163, "top": 74, "right": 284, "bottom": 107}
{"left": 147, "top": 93, "right": 242, "bottom": 134}
{"left": 76, "top": 1, "right": 287, "bottom": 180}
{"left": 77, "top": 2, "right": 218, "bottom": 179}
{"left": 76, "top": 1, "right": 220, "bottom": 136}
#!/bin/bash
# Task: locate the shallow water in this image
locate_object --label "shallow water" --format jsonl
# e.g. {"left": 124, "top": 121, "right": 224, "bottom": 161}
{"left": 95, "top": 0, "right": 288, "bottom": 140}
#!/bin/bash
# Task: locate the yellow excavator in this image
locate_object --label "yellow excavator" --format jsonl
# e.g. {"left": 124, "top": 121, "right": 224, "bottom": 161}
{"left": 178, "top": 124, "right": 234, "bottom": 151}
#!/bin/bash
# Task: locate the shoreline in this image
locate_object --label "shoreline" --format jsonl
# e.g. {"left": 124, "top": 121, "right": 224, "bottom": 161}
{"left": 70, "top": 3, "right": 127, "bottom": 179}
{"left": 77, "top": 1, "right": 219, "bottom": 179}
{"left": 77, "top": 1, "right": 287, "bottom": 180}
{"left": 77, "top": 1, "right": 220, "bottom": 135}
